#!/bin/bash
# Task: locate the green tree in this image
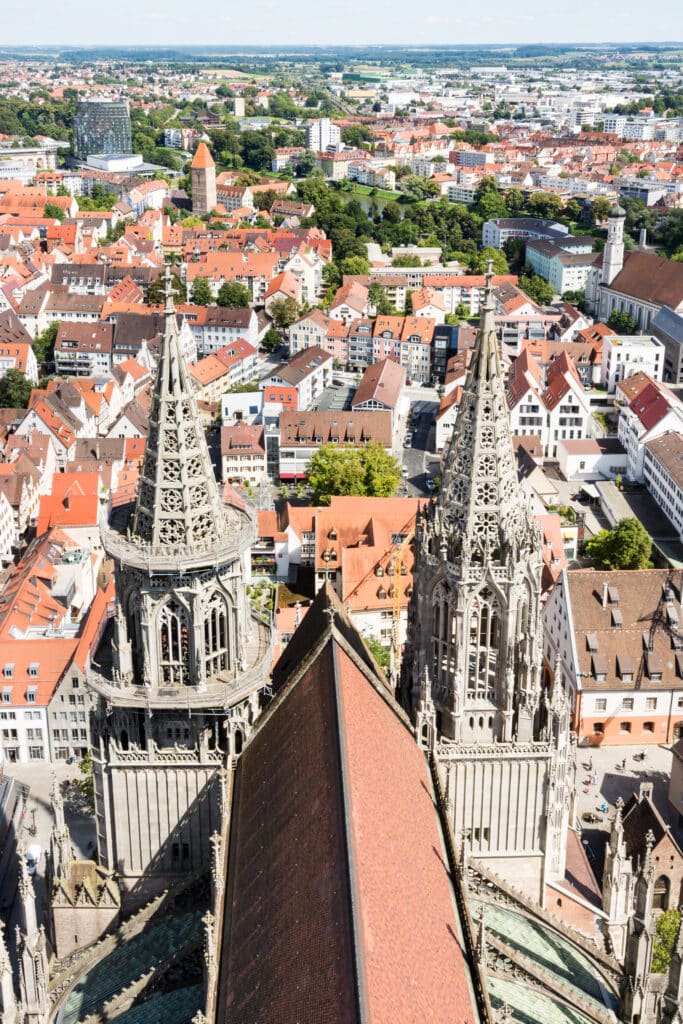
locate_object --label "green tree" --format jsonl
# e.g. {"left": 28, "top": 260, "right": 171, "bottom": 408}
{"left": 217, "top": 281, "right": 251, "bottom": 308}
{"left": 33, "top": 321, "right": 59, "bottom": 364}
{"left": 526, "top": 191, "right": 563, "bottom": 220}
{"left": 307, "top": 442, "right": 401, "bottom": 504}
{"left": 294, "top": 150, "right": 318, "bottom": 177}
{"left": 190, "top": 276, "right": 214, "bottom": 306}
{"left": 269, "top": 297, "right": 300, "bottom": 330}
{"left": 77, "top": 749, "right": 95, "bottom": 811}
{"left": 470, "top": 246, "right": 509, "bottom": 275}
{"left": 368, "top": 282, "right": 392, "bottom": 315}
{"left": 504, "top": 187, "right": 526, "bottom": 215}
{"left": 585, "top": 518, "right": 652, "bottom": 570}
{"left": 339, "top": 255, "right": 370, "bottom": 276}
{"left": 341, "top": 125, "right": 374, "bottom": 149}
{"left": 148, "top": 272, "right": 186, "bottom": 305}
{"left": 0, "top": 369, "right": 32, "bottom": 408}
{"left": 253, "top": 189, "right": 279, "bottom": 212}
{"left": 519, "top": 272, "right": 555, "bottom": 304}
{"left": 43, "top": 202, "right": 65, "bottom": 222}
{"left": 262, "top": 327, "right": 282, "bottom": 352}
{"left": 363, "top": 634, "right": 390, "bottom": 670}
{"left": 591, "top": 196, "right": 612, "bottom": 222}
{"left": 607, "top": 309, "right": 640, "bottom": 335}
{"left": 474, "top": 176, "right": 507, "bottom": 220}
{"left": 563, "top": 199, "right": 581, "bottom": 222}
{"left": 242, "top": 132, "right": 275, "bottom": 171}
{"left": 651, "top": 910, "right": 681, "bottom": 973}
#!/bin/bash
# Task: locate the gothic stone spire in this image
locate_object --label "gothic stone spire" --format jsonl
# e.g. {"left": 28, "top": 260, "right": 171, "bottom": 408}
{"left": 436, "top": 262, "right": 537, "bottom": 566}
{"left": 131, "top": 266, "right": 232, "bottom": 554}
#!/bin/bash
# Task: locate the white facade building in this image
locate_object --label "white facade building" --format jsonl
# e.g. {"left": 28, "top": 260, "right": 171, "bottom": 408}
{"left": 306, "top": 118, "right": 341, "bottom": 152}
{"left": 601, "top": 334, "right": 664, "bottom": 394}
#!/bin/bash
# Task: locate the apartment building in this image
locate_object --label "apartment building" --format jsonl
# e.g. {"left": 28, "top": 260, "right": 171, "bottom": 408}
{"left": 601, "top": 333, "right": 664, "bottom": 394}
{"left": 616, "top": 373, "right": 683, "bottom": 481}
{"left": 544, "top": 568, "right": 683, "bottom": 747}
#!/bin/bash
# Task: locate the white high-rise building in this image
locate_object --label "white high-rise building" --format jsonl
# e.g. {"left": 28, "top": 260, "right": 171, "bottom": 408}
{"left": 306, "top": 118, "right": 341, "bottom": 152}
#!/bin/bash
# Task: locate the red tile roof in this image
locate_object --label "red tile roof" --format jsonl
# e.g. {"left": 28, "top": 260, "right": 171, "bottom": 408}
{"left": 217, "top": 587, "right": 481, "bottom": 1024}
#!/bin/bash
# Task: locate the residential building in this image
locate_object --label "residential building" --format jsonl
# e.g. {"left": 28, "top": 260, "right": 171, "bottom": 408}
{"left": 643, "top": 432, "right": 683, "bottom": 542}
{"left": 260, "top": 346, "right": 332, "bottom": 411}
{"left": 651, "top": 305, "right": 683, "bottom": 384}
{"left": 188, "top": 306, "right": 258, "bottom": 355}
{"left": 189, "top": 339, "right": 258, "bottom": 406}
{"left": 329, "top": 280, "right": 368, "bottom": 323}
{"left": 54, "top": 323, "right": 114, "bottom": 377}
{"left": 275, "top": 410, "right": 393, "bottom": 479}
{"left": 351, "top": 359, "right": 406, "bottom": 429}
{"left": 525, "top": 236, "right": 596, "bottom": 295}
{"left": 557, "top": 438, "right": 628, "bottom": 482}
{"left": 220, "top": 423, "right": 266, "bottom": 485}
{"left": 507, "top": 349, "right": 594, "bottom": 458}
{"left": 288, "top": 309, "right": 330, "bottom": 356}
{"left": 306, "top": 118, "right": 341, "bottom": 151}
{"left": 601, "top": 333, "right": 664, "bottom": 394}
{"left": 482, "top": 217, "right": 570, "bottom": 249}
{"left": 544, "top": 568, "right": 683, "bottom": 747}
{"left": 617, "top": 374, "right": 683, "bottom": 481}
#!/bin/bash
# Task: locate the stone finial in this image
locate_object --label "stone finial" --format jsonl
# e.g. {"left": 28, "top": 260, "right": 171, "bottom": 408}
{"left": 498, "top": 1004, "right": 513, "bottom": 1024}
{"left": 614, "top": 796, "right": 624, "bottom": 828}
{"left": 643, "top": 830, "right": 655, "bottom": 874}
{"left": 476, "top": 911, "right": 487, "bottom": 967}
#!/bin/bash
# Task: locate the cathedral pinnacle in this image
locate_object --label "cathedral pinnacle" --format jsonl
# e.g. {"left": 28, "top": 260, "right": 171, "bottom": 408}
{"left": 129, "top": 263, "right": 239, "bottom": 556}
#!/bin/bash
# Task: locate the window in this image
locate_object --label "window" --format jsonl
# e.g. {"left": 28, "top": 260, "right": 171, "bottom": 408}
{"left": 72, "top": 677, "right": 79, "bottom": 689}
{"left": 28, "top": 664, "right": 39, "bottom": 678}
{"left": 620, "top": 722, "right": 632, "bottom": 733}
{"left": 622, "top": 698, "right": 634, "bottom": 710}
{"left": 595, "top": 698, "right": 607, "bottom": 712}
{"left": 594, "top": 723, "right": 604, "bottom": 733}
{"left": 3, "top": 664, "right": 13, "bottom": 679}
{"left": 643, "top": 722, "right": 655, "bottom": 732}
{"left": 29, "top": 746, "right": 43, "bottom": 760}
{"left": 1, "top": 687, "right": 12, "bottom": 704}
{"left": 159, "top": 599, "right": 190, "bottom": 685}
{"left": 26, "top": 686, "right": 37, "bottom": 704}
{"left": 645, "top": 697, "right": 658, "bottom": 710}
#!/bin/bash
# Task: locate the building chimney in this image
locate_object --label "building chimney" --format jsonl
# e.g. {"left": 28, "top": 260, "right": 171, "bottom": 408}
{"left": 602, "top": 581, "right": 609, "bottom": 608}
{"left": 639, "top": 228, "right": 647, "bottom": 249}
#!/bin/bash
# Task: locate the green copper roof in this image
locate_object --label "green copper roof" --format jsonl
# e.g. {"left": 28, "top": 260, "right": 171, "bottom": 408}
{"left": 62, "top": 910, "right": 202, "bottom": 1024}
{"left": 471, "top": 900, "right": 618, "bottom": 1013}
{"left": 489, "top": 977, "right": 594, "bottom": 1024}
{"left": 110, "top": 984, "right": 204, "bottom": 1024}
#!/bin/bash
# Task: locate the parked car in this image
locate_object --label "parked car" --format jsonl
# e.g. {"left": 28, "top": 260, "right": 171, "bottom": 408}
{"left": 401, "top": 466, "right": 409, "bottom": 477}
{"left": 426, "top": 478, "right": 435, "bottom": 491}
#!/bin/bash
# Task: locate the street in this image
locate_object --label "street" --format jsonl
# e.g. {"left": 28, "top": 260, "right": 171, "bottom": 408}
{"left": 574, "top": 742, "right": 677, "bottom": 881}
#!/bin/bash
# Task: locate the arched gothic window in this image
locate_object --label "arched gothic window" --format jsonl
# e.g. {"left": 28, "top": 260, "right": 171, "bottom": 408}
{"left": 467, "top": 589, "right": 499, "bottom": 700}
{"left": 432, "top": 583, "right": 456, "bottom": 690}
{"left": 126, "top": 592, "right": 144, "bottom": 684}
{"left": 159, "top": 599, "right": 190, "bottom": 685}
{"left": 204, "top": 593, "right": 230, "bottom": 679}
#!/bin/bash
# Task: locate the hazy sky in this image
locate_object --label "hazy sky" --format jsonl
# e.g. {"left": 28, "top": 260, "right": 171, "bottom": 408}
{"left": 5, "top": 0, "right": 683, "bottom": 47}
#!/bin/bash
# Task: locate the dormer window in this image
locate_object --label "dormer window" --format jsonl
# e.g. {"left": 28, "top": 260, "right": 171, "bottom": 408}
{"left": 3, "top": 664, "right": 13, "bottom": 679}
{"left": 28, "top": 664, "right": 39, "bottom": 678}
{"left": 26, "top": 686, "right": 37, "bottom": 704}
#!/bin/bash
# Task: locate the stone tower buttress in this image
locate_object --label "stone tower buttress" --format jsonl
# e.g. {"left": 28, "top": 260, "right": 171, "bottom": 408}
{"left": 90, "top": 267, "right": 271, "bottom": 905}
{"left": 404, "top": 265, "right": 573, "bottom": 900}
